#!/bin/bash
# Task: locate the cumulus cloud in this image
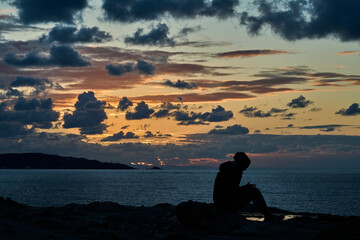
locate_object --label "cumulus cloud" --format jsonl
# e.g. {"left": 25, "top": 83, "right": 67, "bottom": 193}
{"left": 136, "top": 60, "right": 156, "bottom": 75}
{"left": 102, "top": 0, "right": 239, "bottom": 22}
{"left": 159, "top": 102, "right": 181, "bottom": 110}
{"left": 216, "top": 49, "right": 291, "bottom": 58}
{"left": 5, "top": 45, "right": 91, "bottom": 67}
{"left": 124, "top": 23, "right": 175, "bottom": 46}
{"left": 287, "top": 95, "right": 312, "bottom": 108}
{"left": 12, "top": 0, "right": 88, "bottom": 24}
{"left": 117, "top": 97, "right": 133, "bottom": 111}
{"left": 126, "top": 101, "right": 155, "bottom": 120}
{"left": 173, "top": 105, "right": 233, "bottom": 125}
{"left": 336, "top": 103, "right": 360, "bottom": 116}
{"left": 153, "top": 109, "right": 171, "bottom": 118}
{"left": 240, "top": 106, "right": 287, "bottom": 117}
{"left": 208, "top": 124, "right": 249, "bottom": 134}
{"left": 0, "top": 87, "right": 23, "bottom": 99}
{"left": 106, "top": 63, "right": 133, "bottom": 76}
{"left": 240, "top": 0, "right": 360, "bottom": 41}
{"left": 173, "top": 110, "right": 204, "bottom": 125}
{"left": 0, "top": 97, "right": 59, "bottom": 129}
{"left": 41, "top": 25, "right": 112, "bottom": 43}
{"left": 101, "top": 131, "right": 139, "bottom": 142}
{"left": 63, "top": 91, "right": 107, "bottom": 134}
{"left": 153, "top": 102, "right": 182, "bottom": 118}
{"left": 163, "top": 79, "right": 197, "bottom": 89}
{"left": 199, "top": 105, "right": 233, "bottom": 122}
{"left": 144, "top": 131, "right": 155, "bottom": 138}
{"left": 106, "top": 60, "right": 155, "bottom": 76}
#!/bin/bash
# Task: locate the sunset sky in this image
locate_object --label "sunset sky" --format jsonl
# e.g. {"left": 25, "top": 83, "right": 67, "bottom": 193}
{"left": 0, "top": 0, "right": 359, "bottom": 168}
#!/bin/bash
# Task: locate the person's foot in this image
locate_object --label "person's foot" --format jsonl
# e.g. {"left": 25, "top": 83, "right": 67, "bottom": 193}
{"left": 264, "top": 214, "right": 284, "bottom": 222}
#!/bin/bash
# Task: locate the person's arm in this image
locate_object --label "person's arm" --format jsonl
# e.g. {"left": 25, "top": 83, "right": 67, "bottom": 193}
{"left": 239, "top": 182, "right": 256, "bottom": 189}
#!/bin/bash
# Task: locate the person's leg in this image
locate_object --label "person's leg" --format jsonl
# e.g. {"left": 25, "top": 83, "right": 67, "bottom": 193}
{"left": 223, "top": 187, "right": 271, "bottom": 215}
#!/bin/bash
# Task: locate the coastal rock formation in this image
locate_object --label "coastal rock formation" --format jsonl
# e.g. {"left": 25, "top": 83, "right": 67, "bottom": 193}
{"left": 0, "top": 153, "right": 134, "bottom": 169}
{"left": 0, "top": 197, "right": 359, "bottom": 240}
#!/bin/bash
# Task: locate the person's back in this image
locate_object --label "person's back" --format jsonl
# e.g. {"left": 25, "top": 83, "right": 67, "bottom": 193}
{"left": 213, "top": 161, "right": 242, "bottom": 207}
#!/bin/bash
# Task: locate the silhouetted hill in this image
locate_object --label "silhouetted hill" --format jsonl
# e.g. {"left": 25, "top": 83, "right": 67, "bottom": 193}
{"left": 0, "top": 153, "right": 134, "bottom": 169}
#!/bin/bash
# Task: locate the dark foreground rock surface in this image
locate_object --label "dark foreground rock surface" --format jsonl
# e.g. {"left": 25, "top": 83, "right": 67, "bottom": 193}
{"left": 0, "top": 196, "right": 359, "bottom": 240}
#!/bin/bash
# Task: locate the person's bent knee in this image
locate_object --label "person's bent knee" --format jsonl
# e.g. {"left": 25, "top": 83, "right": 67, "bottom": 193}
{"left": 250, "top": 187, "right": 262, "bottom": 196}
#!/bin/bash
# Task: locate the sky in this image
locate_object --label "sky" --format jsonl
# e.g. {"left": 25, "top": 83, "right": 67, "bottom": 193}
{"left": 0, "top": 0, "right": 359, "bottom": 168}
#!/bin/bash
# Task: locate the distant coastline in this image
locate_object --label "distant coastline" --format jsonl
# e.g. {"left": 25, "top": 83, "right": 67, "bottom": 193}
{"left": 0, "top": 153, "right": 134, "bottom": 169}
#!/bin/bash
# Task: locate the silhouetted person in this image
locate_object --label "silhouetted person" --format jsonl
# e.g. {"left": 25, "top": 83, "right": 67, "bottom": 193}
{"left": 213, "top": 152, "right": 283, "bottom": 222}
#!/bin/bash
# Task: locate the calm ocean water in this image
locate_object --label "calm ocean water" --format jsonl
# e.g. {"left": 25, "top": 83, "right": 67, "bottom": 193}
{"left": 0, "top": 168, "right": 359, "bottom": 216}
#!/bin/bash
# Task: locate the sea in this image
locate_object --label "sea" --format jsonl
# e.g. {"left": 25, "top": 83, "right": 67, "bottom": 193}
{"left": 0, "top": 168, "right": 359, "bottom": 216}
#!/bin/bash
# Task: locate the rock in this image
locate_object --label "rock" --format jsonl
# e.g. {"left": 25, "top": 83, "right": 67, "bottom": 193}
{"left": 176, "top": 201, "right": 246, "bottom": 233}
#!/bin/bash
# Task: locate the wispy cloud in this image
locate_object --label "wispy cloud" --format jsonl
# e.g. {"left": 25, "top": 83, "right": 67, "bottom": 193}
{"left": 216, "top": 49, "right": 291, "bottom": 58}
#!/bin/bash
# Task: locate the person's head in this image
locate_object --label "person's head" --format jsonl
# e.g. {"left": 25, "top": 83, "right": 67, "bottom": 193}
{"left": 233, "top": 152, "right": 251, "bottom": 170}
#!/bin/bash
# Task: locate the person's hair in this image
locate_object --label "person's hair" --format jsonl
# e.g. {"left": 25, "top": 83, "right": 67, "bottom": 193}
{"left": 233, "top": 152, "right": 251, "bottom": 168}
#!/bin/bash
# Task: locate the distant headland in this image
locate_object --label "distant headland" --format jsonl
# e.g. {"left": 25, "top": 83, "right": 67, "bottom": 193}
{"left": 0, "top": 153, "right": 134, "bottom": 169}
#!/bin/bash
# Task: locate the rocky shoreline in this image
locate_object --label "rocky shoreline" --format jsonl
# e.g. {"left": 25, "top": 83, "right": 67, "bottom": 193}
{"left": 0, "top": 196, "right": 359, "bottom": 240}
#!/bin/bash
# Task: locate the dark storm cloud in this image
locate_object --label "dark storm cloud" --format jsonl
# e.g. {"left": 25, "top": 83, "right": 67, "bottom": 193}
{"left": 287, "top": 95, "right": 312, "bottom": 108}
{"left": 336, "top": 103, "right": 360, "bottom": 116}
{"left": 117, "top": 97, "right": 133, "bottom": 111}
{"left": 14, "top": 97, "right": 41, "bottom": 110}
{"left": 102, "top": 0, "right": 239, "bottom": 22}
{"left": 208, "top": 124, "right": 249, "bottom": 135}
{"left": 63, "top": 91, "right": 108, "bottom": 135}
{"left": 41, "top": 25, "right": 112, "bottom": 43}
{"left": 163, "top": 79, "right": 197, "bottom": 89}
{"left": 101, "top": 131, "right": 139, "bottom": 142}
{"left": 240, "top": 0, "right": 360, "bottom": 41}
{"left": 125, "top": 101, "right": 155, "bottom": 120}
{"left": 10, "top": 76, "right": 63, "bottom": 95}
{"left": 124, "top": 23, "right": 175, "bottom": 46}
{"left": 0, "top": 121, "right": 33, "bottom": 137}
{"left": 239, "top": 106, "right": 287, "bottom": 118}
{"left": 12, "top": 0, "right": 88, "bottom": 24}
{"left": 0, "top": 97, "right": 59, "bottom": 129}
{"left": 106, "top": 63, "right": 133, "bottom": 76}
{"left": 5, "top": 45, "right": 91, "bottom": 67}
{"left": 216, "top": 49, "right": 291, "bottom": 58}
